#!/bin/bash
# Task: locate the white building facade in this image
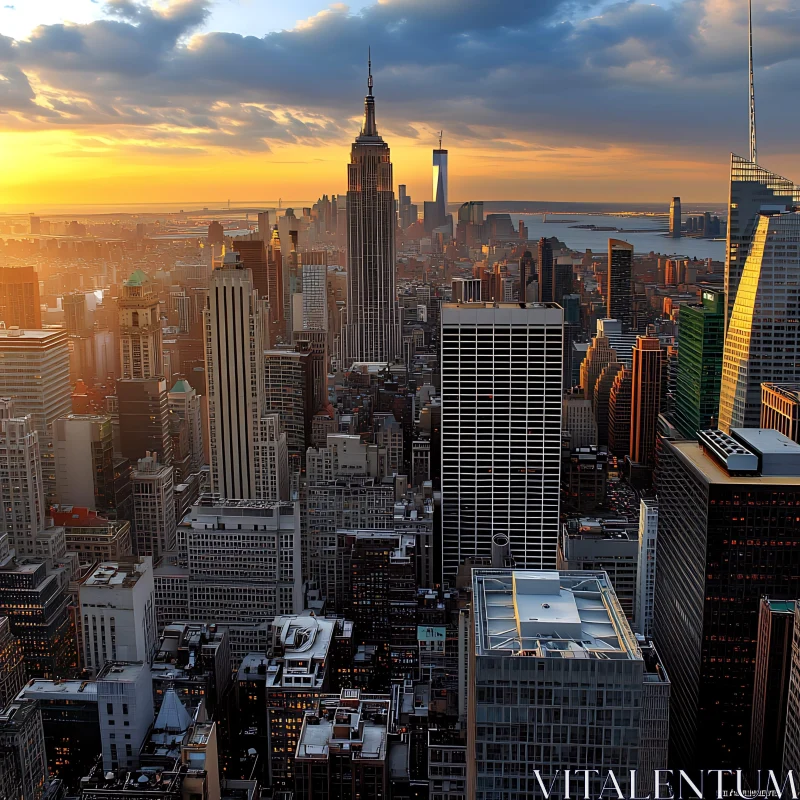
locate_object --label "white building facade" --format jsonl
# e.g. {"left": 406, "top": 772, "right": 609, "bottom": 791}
{"left": 441, "top": 303, "right": 564, "bottom": 579}
{"left": 79, "top": 557, "right": 157, "bottom": 673}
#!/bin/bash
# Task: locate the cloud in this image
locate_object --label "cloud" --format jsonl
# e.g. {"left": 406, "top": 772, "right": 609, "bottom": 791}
{"left": 0, "top": 0, "right": 798, "bottom": 162}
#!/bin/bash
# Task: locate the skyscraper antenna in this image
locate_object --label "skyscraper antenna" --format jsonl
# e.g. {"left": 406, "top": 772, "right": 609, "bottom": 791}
{"left": 438, "top": 130, "right": 443, "bottom": 150}
{"left": 368, "top": 48, "right": 373, "bottom": 97}
{"left": 748, "top": 0, "right": 757, "bottom": 163}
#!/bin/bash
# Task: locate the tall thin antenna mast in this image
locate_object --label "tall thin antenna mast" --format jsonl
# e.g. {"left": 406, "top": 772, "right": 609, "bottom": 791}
{"left": 748, "top": 0, "right": 757, "bottom": 163}
{"left": 438, "top": 130, "right": 443, "bottom": 150}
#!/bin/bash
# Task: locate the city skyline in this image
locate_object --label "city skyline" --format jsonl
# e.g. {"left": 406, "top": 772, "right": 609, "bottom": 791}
{"left": 2, "top": 0, "right": 800, "bottom": 207}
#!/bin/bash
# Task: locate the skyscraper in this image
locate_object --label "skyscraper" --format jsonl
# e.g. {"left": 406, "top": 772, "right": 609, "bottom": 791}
{"left": 537, "top": 237, "right": 554, "bottom": 303}
{"left": 0, "top": 398, "right": 44, "bottom": 560}
{"left": 760, "top": 383, "right": 800, "bottom": 442}
{"left": 167, "top": 379, "right": 204, "bottom": 472}
{"left": 344, "top": 59, "right": 401, "bottom": 364}
{"left": 719, "top": 211, "right": 800, "bottom": 431}
{"left": 654, "top": 428, "right": 800, "bottom": 767}
{"left": 54, "top": 414, "right": 115, "bottom": 511}
{"left": 608, "top": 366, "right": 633, "bottom": 458}
{"left": 607, "top": 239, "right": 634, "bottom": 330}
{"left": 132, "top": 453, "right": 176, "bottom": 561}
{"left": 118, "top": 270, "right": 163, "bottom": 380}
{"left": 117, "top": 377, "right": 173, "bottom": 467}
{"left": 674, "top": 288, "right": 725, "bottom": 438}
{"left": 630, "top": 336, "right": 662, "bottom": 467}
{"left": 0, "top": 327, "right": 71, "bottom": 460}
{"left": 0, "top": 267, "right": 41, "bottom": 329}
{"left": 579, "top": 334, "right": 617, "bottom": 401}
{"left": 468, "top": 569, "right": 669, "bottom": 798}
{"left": 440, "top": 302, "right": 563, "bottom": 579}
{"left": 636, "top": 497, "right": 658, "bottom": 637}
{"left": 233, "top": 239, "right": 270, "bottom": 307}
{"left": 749, "top": 598, "right": 795, "bottom": 776}
{"left": 669, "top": 196, "right": 682, "bottom": 237}
{"left": 433, "top": 138, "right": 448, "bottom": 217}
{"left": 204, "top": 251, "right": 268, "bottom": 499}
{"left": 724, "top": 155, "right": 800, "bottom": 332}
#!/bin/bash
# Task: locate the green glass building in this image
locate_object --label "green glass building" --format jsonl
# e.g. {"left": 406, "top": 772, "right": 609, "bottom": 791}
{"left": 674, "top": 288, "right": 725, "bottom": 438}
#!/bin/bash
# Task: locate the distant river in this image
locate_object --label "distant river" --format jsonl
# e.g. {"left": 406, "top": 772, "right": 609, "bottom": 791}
{"left": 515, "top": 213, "right": 726, "bottom": 260}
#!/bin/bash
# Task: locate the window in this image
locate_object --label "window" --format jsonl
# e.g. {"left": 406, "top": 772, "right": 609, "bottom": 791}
{"left": 106, "top": 703, "right": 113, "bottom": 715}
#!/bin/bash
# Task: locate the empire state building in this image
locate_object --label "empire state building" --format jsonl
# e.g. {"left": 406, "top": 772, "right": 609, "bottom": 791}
{"left": 345, "top": 59, "right": 401, "bottom": 364}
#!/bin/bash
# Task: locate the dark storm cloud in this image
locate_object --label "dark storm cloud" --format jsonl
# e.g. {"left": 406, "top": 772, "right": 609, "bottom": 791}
{"left": 0, "top": 0, "right": 798, "bottom": 156}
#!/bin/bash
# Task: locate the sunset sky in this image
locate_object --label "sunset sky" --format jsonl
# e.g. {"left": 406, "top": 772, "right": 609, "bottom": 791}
{"left": 1, "top": 0, "right": 799, "bottom": 209}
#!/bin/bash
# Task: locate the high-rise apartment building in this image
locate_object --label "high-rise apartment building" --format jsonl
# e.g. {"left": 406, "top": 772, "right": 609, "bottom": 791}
{"left": 440, "top": 303, "right": 563, "bottom": 579}
{"left": 344, "top": 62, "right": 401, "bottom": 363}
{"left": 674, "top": 288, "right": 725, "bottom": 438}
{"left": 204, "top": 252, "right": 268, "bottom": 499}
{"left": 118, "top": 270, "right": 163, "bottom": 379}
{"left": 719, "top": 211, "right": 800, "bottom": 431}
{"left": 468, "top": 569, "right": 669, "bottom": 798}
{"left": 630, "top": 336, "right": 663, "bottom": 467}
{"left": 54, "top": 414, "right": 115, "bottom": 510}
{"left": 132, "top": 453, "right": 176, "bottom": 562}
{"left": 607, "top": 239, "right": 634, "bottom": 330}
{"left": 0, "top": 399, "right": 44, "bottom": 559}
{"left": 0, "top": 266, "right": 41, "bottom": 329}
{"left": 117, "top": 377, "right": 173, "bottom": 466}
{"left": 654, "top": 428, "right": 800, "bottom": 767}
{"left": 669, "top": 196, "right": 682, "bottom": 237}
{"left": 79, "top": 557, "right": 157, "bottom": 673}
{"left": 724, "top": 154, "right": 800, "bottom": 333}
{"left": 636, "top": 497, "right": 658, "bottom": 637}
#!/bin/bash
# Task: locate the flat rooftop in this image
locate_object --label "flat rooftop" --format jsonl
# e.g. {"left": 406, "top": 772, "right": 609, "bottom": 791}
{"left": 0, "top": 328, "right": 66, "bottom": 342}
{"left": 97, "top": 662, "right": 148, "bottom": 682}
{"left": 673, "top": 437, "right": 800, "bottom": 485}
{"left": 18, "top": 679, "right": 98, "bottom": 702}
{"left": 472, "top": 569, "right": 639, "bottom": 660}
{"left": 84, "top": 560, "right": 147, "bottom": 588}
{"left": 296, "top": 694, "right": 389, "bottom": 763}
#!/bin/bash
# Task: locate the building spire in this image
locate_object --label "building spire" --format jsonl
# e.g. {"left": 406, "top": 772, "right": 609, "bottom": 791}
{"left": 361, "top": 48, "right": 378, "bottom": 137}
{"left": 368, "top": 47, "right": 373, "bottom": 97}
{"left": 748, "top": 0, "right": 758, "bottom": 163}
